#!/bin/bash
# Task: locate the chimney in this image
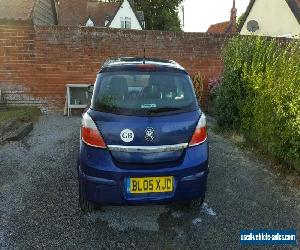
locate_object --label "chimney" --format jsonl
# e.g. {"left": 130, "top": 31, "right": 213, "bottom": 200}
{"left": 230, "top": 0, "right": 237, "bottom": 22}
{"left": 230, "top": 0, "right": 237, "bottom": 30}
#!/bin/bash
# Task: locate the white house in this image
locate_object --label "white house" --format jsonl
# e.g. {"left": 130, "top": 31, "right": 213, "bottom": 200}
{"left": 58, "top": 0, "right": 145, "bottom": 30}
{"left": 239, "top": 0, "right": 300, "bottom": 38}
{"left": 108, "top": 0, "right": 144, "bottom": 30}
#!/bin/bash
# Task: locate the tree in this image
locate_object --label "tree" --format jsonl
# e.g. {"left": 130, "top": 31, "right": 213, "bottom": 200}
{"left": 134, "top": 0, "right": 183, "bottom": 31}
{"left": 237, "top": 13, "right": 245, "bottom": 29}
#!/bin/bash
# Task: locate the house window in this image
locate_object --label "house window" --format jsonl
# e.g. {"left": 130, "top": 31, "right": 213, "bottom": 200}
{"left": 125, "top": 17, "right": 131, "bottom": 29}
{"left": 121, "top": 17, "right": 131, "bottom": 29}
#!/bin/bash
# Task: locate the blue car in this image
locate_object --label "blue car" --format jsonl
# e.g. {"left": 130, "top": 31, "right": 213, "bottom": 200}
{"left": 78, "top": 57, "right": 209, "bottom": 212}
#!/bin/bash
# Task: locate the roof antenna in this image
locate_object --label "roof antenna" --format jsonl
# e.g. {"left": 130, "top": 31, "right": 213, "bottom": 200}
{"left": 143, "top": 48, "right": 146, "bottom": 64}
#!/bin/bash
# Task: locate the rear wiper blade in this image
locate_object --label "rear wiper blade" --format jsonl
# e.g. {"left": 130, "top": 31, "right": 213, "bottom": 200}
{"left": 147, "top": 107, "right": 181, "bottom": 113}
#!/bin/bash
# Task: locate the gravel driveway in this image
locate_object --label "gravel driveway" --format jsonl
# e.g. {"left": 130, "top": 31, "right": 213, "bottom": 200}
{"left": 0, "top": 115, "right": 299, "bottom": 249}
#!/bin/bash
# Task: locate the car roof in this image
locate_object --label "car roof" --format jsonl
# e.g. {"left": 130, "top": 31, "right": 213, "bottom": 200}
{"left": 99, "top": 57, "right": 187, "bottom": 74}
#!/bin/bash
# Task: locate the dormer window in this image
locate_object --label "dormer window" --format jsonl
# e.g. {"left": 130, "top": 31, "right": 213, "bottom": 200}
{"left": 86, "top": 18, "right": 94, "bottom": 27}
{"left": 121, "top": 17, "right": 131, "bottom": 29}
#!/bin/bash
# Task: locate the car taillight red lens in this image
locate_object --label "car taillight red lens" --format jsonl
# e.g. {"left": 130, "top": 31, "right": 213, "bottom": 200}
{"left": 189, "top": 114, "right": 207, "bottom": 147}
{"left": 81, "top": 113, "right": 106, "bottom": 148}
{"left": 137, "top": 64, "right": 156, "bottom": 71}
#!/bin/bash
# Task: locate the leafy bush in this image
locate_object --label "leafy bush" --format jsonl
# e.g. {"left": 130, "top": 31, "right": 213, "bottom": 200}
{"left": 208, "top": 77, "right": 222, "bottom": 96}
{"left": 215, "top": 36, "right": 300, "bottom": 170}
{"left": 0, "top": 106, "right": 40, "bottom": 126}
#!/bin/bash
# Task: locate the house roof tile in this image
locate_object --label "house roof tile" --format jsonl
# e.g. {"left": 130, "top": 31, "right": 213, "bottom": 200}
{"left": 207, "top": 21, "right": 236, "bottom": 34}
{"left": 58, "top": 0, "right": 144, "bottom": 28}
{"left": 87, "top": 2, "right": 120, "bottom": 27}
{"left": 58, "top": 0, "right": 87, "bottom": 26}
{"left": 0, "top": 0, "right": 36, "bottom": 22}
{"left": 105, "top": 0, "right": 144, "bottom": 29}
{"left": 207, "top": 21, "right": 230, "bottom": 33}
{"left": 207, "top": 1, "right": 237, "bottom": 34}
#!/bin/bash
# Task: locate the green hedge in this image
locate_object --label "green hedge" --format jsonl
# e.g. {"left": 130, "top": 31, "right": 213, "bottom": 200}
{"left": 215, "top": 36, "right": 300, "bottom": 170}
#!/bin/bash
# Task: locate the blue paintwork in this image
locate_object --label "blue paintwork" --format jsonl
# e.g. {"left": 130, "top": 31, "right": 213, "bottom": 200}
{"left": 78, "top": 114, "right": 208, "bottom": 205}
{"left": 89, "top": 110, "right": 201, "bottom": 163}
{"left": 78, "top": 58, "right": 209, "bottom": 205}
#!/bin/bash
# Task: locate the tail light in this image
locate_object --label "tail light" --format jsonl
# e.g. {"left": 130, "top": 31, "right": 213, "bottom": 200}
{"left": 189, "top": 113, "right": 207, "bottom": 147}
{"left": 137, "top": 64, "right": 156, "bottom": 71}
{"left": 81, "top": 113, "right": 106, "bottom": 148}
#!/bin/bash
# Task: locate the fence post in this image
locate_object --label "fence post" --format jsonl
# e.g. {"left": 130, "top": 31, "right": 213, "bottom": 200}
{"left": 0, "top": 89, "right": 7, "bottom": 109}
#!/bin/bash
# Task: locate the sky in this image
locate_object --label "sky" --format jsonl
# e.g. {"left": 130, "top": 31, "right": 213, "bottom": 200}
{"left": 181, "top": 0, "right": 250, "bottom": 32}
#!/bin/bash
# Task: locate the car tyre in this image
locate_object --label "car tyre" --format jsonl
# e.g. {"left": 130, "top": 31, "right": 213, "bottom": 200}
{"left": 79, "top": 183, "right": 96, "bottom": 213}
{"left": 188, "top": 196, "right": 205, "bottom": 209}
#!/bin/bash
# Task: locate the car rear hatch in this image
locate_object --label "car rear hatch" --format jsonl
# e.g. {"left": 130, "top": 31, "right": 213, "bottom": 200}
{"left": 89, "top": 110, "right": 201, "bottom": 164}
{"left": 87, "top": 65, "right": 201, "bottom": 164}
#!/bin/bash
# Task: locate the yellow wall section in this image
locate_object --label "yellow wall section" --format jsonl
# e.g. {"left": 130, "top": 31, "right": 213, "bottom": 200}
{"left": 241, "top": 0, "right": 300, "bottom": 38}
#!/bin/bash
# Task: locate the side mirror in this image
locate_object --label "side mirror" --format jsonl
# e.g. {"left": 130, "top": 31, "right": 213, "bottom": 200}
{"left": 87, "top": 84, "right": 94, "bottom": 94}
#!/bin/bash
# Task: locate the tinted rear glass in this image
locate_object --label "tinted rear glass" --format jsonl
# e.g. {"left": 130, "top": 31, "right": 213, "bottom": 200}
{"left": 91, "top": 71, "right": 199, "bottom": 116}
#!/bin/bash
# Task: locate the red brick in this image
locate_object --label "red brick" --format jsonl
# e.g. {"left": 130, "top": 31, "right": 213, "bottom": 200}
{"left": 0, "top": 25, "right": 230, "bottom": 111}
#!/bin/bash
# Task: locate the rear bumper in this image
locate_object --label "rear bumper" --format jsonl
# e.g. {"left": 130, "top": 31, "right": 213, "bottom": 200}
{"left": 78, "top": 141, "right": 209, "bottom": 205}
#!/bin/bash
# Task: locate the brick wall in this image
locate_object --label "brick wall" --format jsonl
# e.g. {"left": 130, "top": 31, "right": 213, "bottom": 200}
{"left": 0, "top": 24, "right": 229, "bottom": 112}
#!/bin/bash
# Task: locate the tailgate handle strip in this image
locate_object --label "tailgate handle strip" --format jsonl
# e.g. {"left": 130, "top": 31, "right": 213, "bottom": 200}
{"left": 108, "top": 143, "right": 188, "bottom": 153}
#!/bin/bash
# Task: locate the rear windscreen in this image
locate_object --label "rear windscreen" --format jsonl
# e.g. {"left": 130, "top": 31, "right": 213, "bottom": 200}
{"left": 91, "top": 71, "right": 199, "bottom": 116}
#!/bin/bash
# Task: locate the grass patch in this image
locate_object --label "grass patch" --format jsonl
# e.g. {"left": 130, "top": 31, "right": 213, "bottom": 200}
{"left": 212, "top": 125, "right": 246, "bottom": 147}
{"left": 0, "top": 106, "right": 41, "bottom": 126}
{"left": 212, "top": 124, "right": 300, "bottom": 181}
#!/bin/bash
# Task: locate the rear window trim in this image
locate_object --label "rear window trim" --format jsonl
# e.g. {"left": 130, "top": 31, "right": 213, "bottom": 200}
{"left": 89, "top": 107, "right": 200, "bottom": 117}
{"left": 100, "top": 65, "right": 188, "bottom": 74}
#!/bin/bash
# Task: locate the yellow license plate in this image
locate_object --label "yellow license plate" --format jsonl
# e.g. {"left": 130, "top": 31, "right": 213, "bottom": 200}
{"left": 128, "top": 176, "right": 173, "bottom": 194}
